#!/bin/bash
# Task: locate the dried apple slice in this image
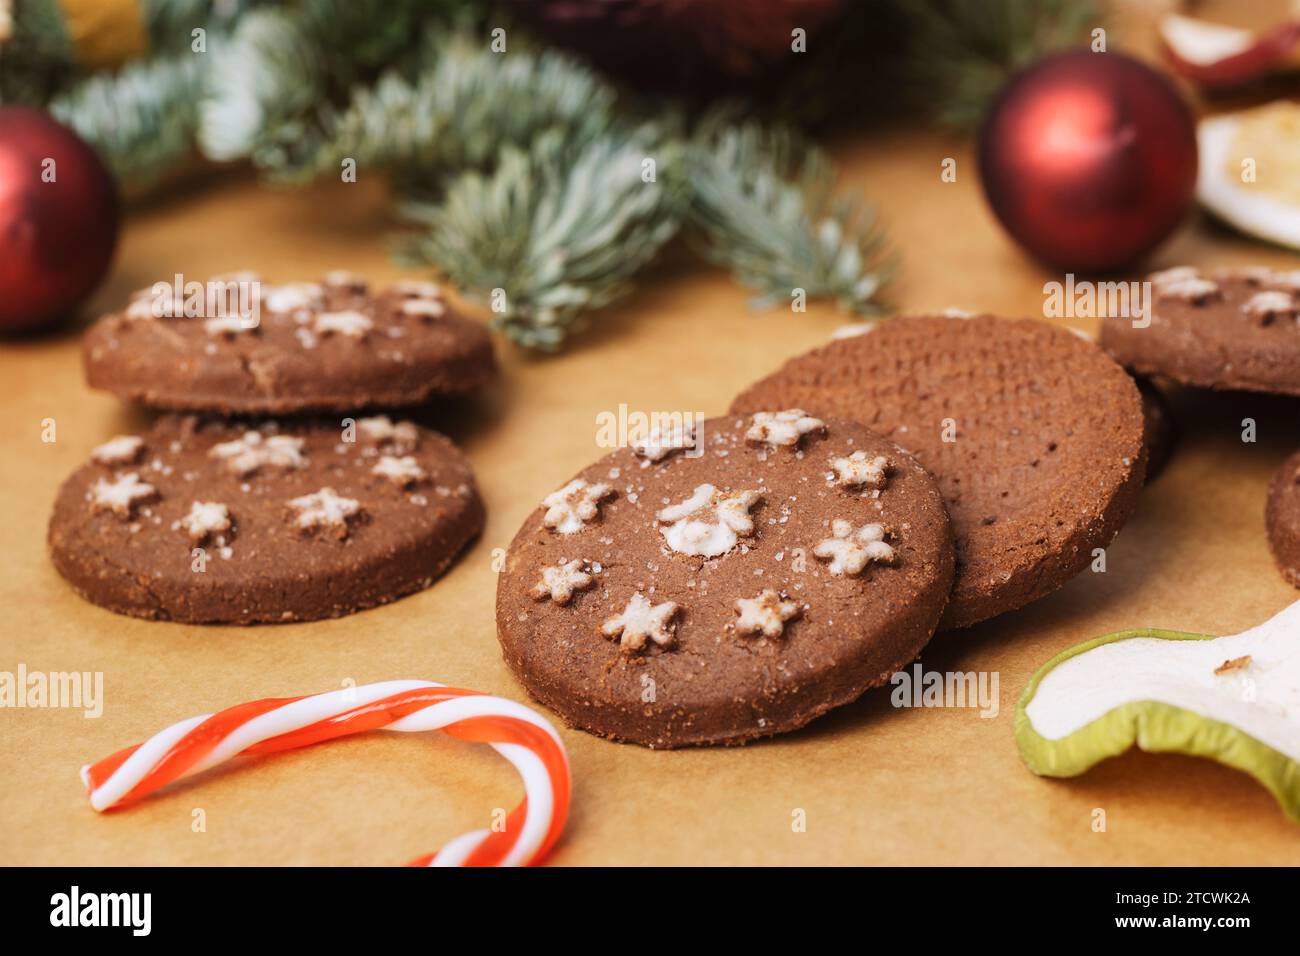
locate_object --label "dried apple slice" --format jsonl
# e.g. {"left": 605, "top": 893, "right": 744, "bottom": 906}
{"left": 1015, "top": 600, "right": 1300, "bottom": 822}
{"left": 1161, "top": 13, "right": 1300, "bottom": 87}
{"left": 1197, "top": 101, "right": 1300, "bottom": 251}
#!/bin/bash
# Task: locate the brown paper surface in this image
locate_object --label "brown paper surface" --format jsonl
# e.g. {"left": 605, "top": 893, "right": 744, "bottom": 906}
{"left": 3, "top": 121, "right": 1299, "bottom": 866}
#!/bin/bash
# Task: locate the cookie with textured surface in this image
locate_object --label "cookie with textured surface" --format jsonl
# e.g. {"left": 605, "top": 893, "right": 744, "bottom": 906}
{"left": 496, "top": 413, "right": 954, "bottom": 748}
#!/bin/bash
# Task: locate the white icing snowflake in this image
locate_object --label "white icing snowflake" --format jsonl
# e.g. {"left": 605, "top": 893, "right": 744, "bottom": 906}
{"left": 745, "top": 410, "right": 826, "bottom": 448}
{"left": 656, "top": 483, "right": 760, "bottom": 557}
{"left": 90, "top": 473, "right": 156, "bottom": 517}
{"left": 204, "top": 315, "right": 256, "bottom": 336}
{"left": 531, "top": 559, "right": 597, "bottom": 605}
{"left": 1242, "top": 290, "right": 1297, "bottom": 324}
{"left": 1266, "top": 270, "right": 1300, "bottom": 290}
{"left": 601, "top": 592, "right": 679, "bottom": 652}
{"left": 287, "top": 487, "right": 362, "bottom": 538}
{"left": 314, "top": 310, "right": 373, "bottom": 339}
{"left": 542, "top": 479, "right": 613, "bottom": 534}
{"left": 92, "top": 435, "right": 144, "bottom": 466}
{"left": 400, "top": 298, "right": 446, "bottom": 318}
{"left": 124, "top": 298, "right": 156, "bottom": 321}
{"left": 391, "top": 279, "right": 442, "bottom": 299}
{"left": 1148, "top": 266, "right": 1200, "bottom": 286}
{"left": 179, "top": 501, "right": 231, "bottom": 543}
{"left": 631, "top": 421, "right": 698, "bottom": 462}
{"left": 1151, "top": 267, "right": 1219, "bottom": 304}
{"left": 209, "top": 432, "right": 306, "bottom": 476}
{"left": 263, "top": 283, "right": 323, "bottom": 313}
{"left": 829, "top": 451, "right": 890, "bottom": 490}
{"left": 356, "top": 415, "right": 419, "bottom": 450}
{"left": 371, "top": 454, "right": 425, "bottom": 487}
{"left": 734, "top": 589, "right": 801, "bottom": 638}
{"left": 813, "top": 519, "right": 895, "bottom": 576}
{"left": 323, "top": 270, "right": 366, "bottom": 290}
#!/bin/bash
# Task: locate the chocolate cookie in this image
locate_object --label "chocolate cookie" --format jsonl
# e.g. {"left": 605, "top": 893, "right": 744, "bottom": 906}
{"left": 1101, "top": 265, "right": 1300, "bottom": 396}
{"left": 731, "top": 315, "right": 1147, "bottom": 630}
{"left": 1266, "top": 450, "right": 1300, "bottom": 588}
{"left": 84, "top": 271, "right": 495, "bottom": 414}
{"left": 1136, "top": 376, "right": 1176, "bottom": 481}
{"left": 496, "top": 413, "right": 954, "bottom": 748}
{"left": 49, "top": 414, "right": 484, "bottom": 623}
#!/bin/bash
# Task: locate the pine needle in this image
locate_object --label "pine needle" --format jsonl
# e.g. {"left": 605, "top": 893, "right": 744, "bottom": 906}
{"left": 397, "top": 129, "right": 685, "bottom": 350}
{"left": 51, "top": 53, "right": 203, "bottom": 189}
{"left": 688, "top": 120, "right": 890, "bottom": 313}
{"left": 902, "top": 0, "right": 1098, "bottom": 131}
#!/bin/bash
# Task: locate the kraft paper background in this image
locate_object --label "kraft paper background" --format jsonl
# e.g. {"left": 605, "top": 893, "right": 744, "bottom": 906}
{"left": 4, "top": 18, "right": 1300, "bottom": 864}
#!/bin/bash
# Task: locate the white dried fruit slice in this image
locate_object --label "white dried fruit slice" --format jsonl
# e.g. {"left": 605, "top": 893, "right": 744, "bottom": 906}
{"left": 1197, "top": 102, "right": 1300, "bottom": 251}
{"left": 1016, "top": 600, "right": 1300, "bottom": 822}
{"left": 1160, "top": 14, "right": 1300, "bottom": 87}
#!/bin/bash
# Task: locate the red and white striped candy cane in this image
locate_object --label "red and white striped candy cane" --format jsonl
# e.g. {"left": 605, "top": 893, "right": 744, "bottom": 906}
{"left": 81, "top": 680, "right": 570, "bottom": 867}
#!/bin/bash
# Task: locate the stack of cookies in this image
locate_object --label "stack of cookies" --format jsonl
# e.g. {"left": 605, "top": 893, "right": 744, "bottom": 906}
{"left": 1099, "top": 264, "right": 1300, "bottom": 587}
{"left": 497, "top": 313, "right": 1149, "bottom": 748}
{"left": 49, "top": 271, "right": 494, "bottom": 623}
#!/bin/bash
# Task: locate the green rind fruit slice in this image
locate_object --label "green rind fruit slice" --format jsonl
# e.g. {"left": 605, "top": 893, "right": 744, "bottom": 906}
{"left": 1015, "top": 609, "right": 1300, "bottom": 823}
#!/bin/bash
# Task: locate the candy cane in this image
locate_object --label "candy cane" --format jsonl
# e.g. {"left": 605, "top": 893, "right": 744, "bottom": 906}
{"left": 80, "top": 680, "right": 570, "bottom": 867}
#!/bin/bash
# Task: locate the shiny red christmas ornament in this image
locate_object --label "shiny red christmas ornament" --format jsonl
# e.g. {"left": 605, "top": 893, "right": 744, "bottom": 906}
{"left": 978, "top": 50, "right": 1197, "bottom": 273}
{"left": 0, "top": 108, "right": 119, "bottom": 334}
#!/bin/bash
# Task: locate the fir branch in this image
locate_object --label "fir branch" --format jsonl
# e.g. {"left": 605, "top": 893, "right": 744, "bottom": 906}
{"left": 274, "top": 29, "right": 620, "bottom": 184}
{"left": 139, "top": 0, "right": 252, "bottom": 54}
{"left": 396, "top": 129, "right": 685, "bottom": 350}
{"left": 687, "top": 120, "right": 889, "bottom": 313}
{"left": 50, "top": 51, "right": 203, "bottom": 188}
{"left": 901, "top": 0, "right": 1098, "bottom": 132}
{"left": 197, "top": 8, "right": 326, "bottom": 164}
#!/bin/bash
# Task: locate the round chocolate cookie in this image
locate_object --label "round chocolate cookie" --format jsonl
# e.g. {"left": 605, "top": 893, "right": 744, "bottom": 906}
{"left": 496, "top": 413, "right": 954, "bottom": 748}
{"left": 1266, "top": 450, "right": 1300, "bottom": 588}
{"left": 731, "top": 315, "right": 1147, "bottom": 630}
{"left": 1101, "top": 265, "right": 1300, "bottom": 396}
{"left": 49, "top": 414, "right": 484, "bottom": 623}
{"left": 84, "top": 271, "right": 495, "bottom": 414}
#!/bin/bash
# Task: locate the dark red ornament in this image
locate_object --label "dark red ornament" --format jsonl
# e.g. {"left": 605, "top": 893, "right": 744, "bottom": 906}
{"left": 0, "top": 107, "right": 119, "bottom": 334}
{"left": 507, "top": 0, "right": 844, "bottom": 92}
{"left": 978, "top": 50, "right": 1197, "bottom": 273}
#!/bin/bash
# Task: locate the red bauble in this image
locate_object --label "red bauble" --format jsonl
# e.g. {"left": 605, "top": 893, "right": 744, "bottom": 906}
{"left": 0, "top": 108, "right": 119, "bottom": 334}
{"left": 978, "top": 50, "right": 1197, "bottom": 273}
{"left": 507, "top": 0, "right": 844, "bottom": 92}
